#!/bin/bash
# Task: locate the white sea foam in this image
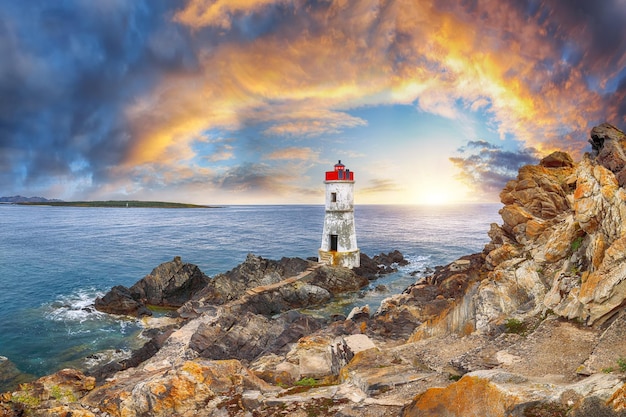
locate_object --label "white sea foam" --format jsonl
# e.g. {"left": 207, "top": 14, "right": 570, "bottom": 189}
{"left": 44, "top": 289, "right": 106, "bottom": 323}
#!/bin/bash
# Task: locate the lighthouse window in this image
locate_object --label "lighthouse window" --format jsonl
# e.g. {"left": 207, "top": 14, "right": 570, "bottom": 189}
{"left": 331, "top": 192, "right": 337, "bottom": 202}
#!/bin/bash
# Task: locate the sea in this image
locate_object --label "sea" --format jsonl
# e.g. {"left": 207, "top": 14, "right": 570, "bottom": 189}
{"left": 0, "top": 203, "right": 501, "bottom": 383}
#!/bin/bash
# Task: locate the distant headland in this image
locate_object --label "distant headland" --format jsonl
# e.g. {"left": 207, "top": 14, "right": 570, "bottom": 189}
{"left": 0, "top": 196, "right": 219, "bottom": 209}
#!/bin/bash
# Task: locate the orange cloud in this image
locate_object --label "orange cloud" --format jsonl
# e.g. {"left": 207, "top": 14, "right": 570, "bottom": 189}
{"left": 126, "top": 0, "right": 614, "bottom": 176}
{"left": 265, "top": 147, "right": 318, "bottom": 161}
{"left": 174, "top": 0, "right": 290, "bottom": 29}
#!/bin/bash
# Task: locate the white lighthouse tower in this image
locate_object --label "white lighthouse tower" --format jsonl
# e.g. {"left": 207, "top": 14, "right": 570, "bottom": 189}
{"left": 319, "top": 160, "right": 360, "bottom": 268}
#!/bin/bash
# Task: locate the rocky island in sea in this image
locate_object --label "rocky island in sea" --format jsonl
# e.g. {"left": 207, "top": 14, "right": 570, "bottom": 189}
{"left": 4, "top": 123, "right": 626, "bottom": 416}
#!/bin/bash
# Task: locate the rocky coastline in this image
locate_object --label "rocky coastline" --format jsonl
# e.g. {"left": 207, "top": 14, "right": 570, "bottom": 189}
{"left": 4, "top": 124, "right": 626, "bottom": 416}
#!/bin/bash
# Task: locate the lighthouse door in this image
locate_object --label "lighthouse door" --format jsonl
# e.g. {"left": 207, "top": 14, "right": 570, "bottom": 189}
{"left": 330, "top": 234, "right": 338, "bottom": 251}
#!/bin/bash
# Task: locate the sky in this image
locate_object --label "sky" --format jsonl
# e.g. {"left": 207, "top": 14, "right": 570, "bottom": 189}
{"left": 1, "top": 0, "right": 625, "bottom": 205}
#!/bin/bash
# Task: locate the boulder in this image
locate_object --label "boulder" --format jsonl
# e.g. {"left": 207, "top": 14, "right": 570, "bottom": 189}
{"left": 590, "top": 123, "right": 626, "bottom": 186}
{"left": 129, "top": 256, "right": 210, "bottom": 307}
{"left": 94, "top": 285, "right": 152, "bottom": 317}
{"left": 354, "top": 250, "right": 409, "bottom": 279}
{"left": 331, "top": 334, "right": 377, "bottom": 374}
{"left": 540, "top": 151, "right": 575, "bottom": 168}
{"left": 95, "top": 257, "right": 209, "bottom": 317}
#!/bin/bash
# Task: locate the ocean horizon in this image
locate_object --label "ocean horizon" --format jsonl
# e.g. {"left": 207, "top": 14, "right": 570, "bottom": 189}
{"left": 0, "top": 203, "right": 501, "bottom": 383}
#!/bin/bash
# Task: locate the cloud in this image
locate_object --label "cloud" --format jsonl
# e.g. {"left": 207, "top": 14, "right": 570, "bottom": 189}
{"left": 450, "top": 141, "right": 539, "bottom": 198}
{"left": 265, "top": 147, "right": 318, "bottom": 161}
{"left": 359, "top": 178, "right": 405, "bottom": 195}
{"left": 173, "top": 0, "right": 290, "bottom": 29}
{"left": 0, "top": 0, "right": 194, "bottom": 197}
{"left": 3, "top": 0, "right": 626, "bottom": 202}
{"left": 211, "top": 162, "right": 297, "bottom": 195}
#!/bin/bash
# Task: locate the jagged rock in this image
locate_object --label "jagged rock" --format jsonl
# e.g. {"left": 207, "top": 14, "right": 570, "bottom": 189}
{"left": 95, "top": 257, "right": 209, "bottom": 317}
{"left": 354, "top": 250, "right": 409, "bottom": 279}
{"left": 129, "top": 256, "right": 210, "bottom": 307}
{"left": 88, "top": 327, "right": 175, "bottom": 382}
{"left": 331, "top": 334, "right": 377, "bottom": 375}
{"left": 191, "top": 254, "right": 312, "bottom": 305}
{"left": 339, "top": 347, "right": 428, "bottom": 396}
{"left": 0, "top": 369, "right": 96, "bottom": 417}
{"left": 590, "top": 123, "right": 626, "bottom": 186}
{"left": 94, "top": 285, "right": 152, "bottom": 317}
{"left": 308, "top": 264, "right": 368, "bottom": 293}
{"left": 371, "top": 253, "right": 485, "bottom": 340}
{"left": 540, "top": 151, "right": 575, "bottom": 168}
{"left": 82, "top": 359, "right": 277, "bottom": 417}
{"left": 285, "top": 335, "right": 334, "bottom": 379}
{"left": 189, "top": 310, "right": 325, "bottom": 362}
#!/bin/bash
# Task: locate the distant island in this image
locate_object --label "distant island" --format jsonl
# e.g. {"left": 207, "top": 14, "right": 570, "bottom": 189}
{"left": 0, "top": 195, "right": 63, "bottom": 203}
{"left": 0, "top": 196, "right": 218, "bottom": 208}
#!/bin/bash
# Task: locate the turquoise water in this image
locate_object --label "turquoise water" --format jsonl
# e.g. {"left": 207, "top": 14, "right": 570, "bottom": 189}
{"left": 0, "top": 203, "right": 501, "bottom": 378}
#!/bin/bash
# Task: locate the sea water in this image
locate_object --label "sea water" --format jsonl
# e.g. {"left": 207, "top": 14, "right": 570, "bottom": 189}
{"left": 0, "top": 203, "right": 501, "bottom": 379}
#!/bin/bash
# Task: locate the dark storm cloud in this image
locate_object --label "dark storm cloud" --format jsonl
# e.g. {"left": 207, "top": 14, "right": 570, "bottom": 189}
{"left": 0, "top": 0, "right": 193, "bottom": 194}
{"left": 450, "top": 142, "right": 539, "bottom": 197}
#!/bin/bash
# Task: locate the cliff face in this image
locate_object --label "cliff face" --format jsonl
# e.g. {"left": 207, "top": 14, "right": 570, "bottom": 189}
{"left": 374, "top": 123, "right": 626, "bottom": 344}
{"left": 5, "top": 124, "right": 626, "bottom": 417}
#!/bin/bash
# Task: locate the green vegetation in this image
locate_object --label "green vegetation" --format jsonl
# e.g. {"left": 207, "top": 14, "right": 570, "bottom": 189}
{"left": 295, "top": 377, "right": 319, "bottom": 387}
{"left": 11, "top": 392, "right": 40, "bottom": 407}
{"left": 504, "top": 318, "right": 527, "bottom": 335}
{"left": 49, "top": 385, "right": 77, "bottom": 403}
{"left": 617, "top": 357, "right": 626, "bottom": 372}
{"left": 602, "top": 367, "right": 614, "bottom": 373}
{"left": 49, "top": 385, "right": 62, "bottom": 400}
{"left": 17, "top": 200, "right": 220, "bottom": 209}
{"left": 571, "top": 236, "right": 584, "bottom": 252}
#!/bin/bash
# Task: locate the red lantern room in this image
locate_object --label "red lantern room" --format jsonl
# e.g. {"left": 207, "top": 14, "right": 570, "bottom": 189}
{"left": 325, "top": 160, "right": 354, "bottom": 181}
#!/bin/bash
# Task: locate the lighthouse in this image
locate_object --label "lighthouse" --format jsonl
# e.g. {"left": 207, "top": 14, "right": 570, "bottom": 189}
{"left": 319, "top": 160, "right": 360, "bottom": 268}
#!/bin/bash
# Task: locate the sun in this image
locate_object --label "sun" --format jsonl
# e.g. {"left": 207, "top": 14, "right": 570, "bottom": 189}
{"left": 410, "top": 181, "right": 469, "bottom": 205}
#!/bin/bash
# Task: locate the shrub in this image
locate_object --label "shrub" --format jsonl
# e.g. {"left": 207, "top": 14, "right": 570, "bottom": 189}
{"left": 617, "top": 357, "right": 626, "bottom": 372}
{"left": 571, "top": 236, "right": 584, "bottom": 252}
{"left": 295, "top": 377, "right": 318, "bottom": 387}
{"left": 504, "top": 318, "right": 527, "bottom": 335}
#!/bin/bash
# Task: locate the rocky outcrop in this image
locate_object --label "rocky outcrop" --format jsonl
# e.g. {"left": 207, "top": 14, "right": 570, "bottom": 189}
{"left": 94, "top": 256, "right": 209, "bottom": 317}
{"left": 129, "top": 256, "right": 210, "bottom": 307}
{"left": 1, "top": 368, "right": 96, "bottom": 417}
{"left": 189, "top": 310, "right": 325, "bottom": 362}
{"left": 371, "top": 123, "right": 626, "bottom": 343}
{"left": 94, "top": 285, "right": 152, "bottom": 317}
{"left": 8, "top": 124, "right": 626, "bottom": 416}
{"left": 95, "top": 251, "right": 406, "bottom": 319}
